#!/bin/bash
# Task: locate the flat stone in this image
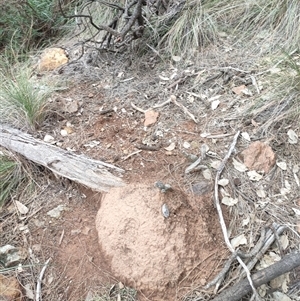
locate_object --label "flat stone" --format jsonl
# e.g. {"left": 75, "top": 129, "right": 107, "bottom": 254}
{"left": 0, "top": 274, "right": 23, "bottom": 301}
{"left": 0, "top": 245, "right": 27, "bottom": 267}
{"left": 144, "top": 110, "right": 159, "bottom": 127}
{"left": 38, "top": 47, "right": 68, "bottom": 72}
{"left": 241, "top": 141, "right": 276, "bottom": 174}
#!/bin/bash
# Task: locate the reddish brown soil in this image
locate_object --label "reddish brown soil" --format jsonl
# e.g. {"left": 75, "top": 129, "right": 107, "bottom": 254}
{"left": 28, "top": 76, "right": 231, "bottom": 300}
{"left": 2, "top": 47, "right": 299, "bottom": 301}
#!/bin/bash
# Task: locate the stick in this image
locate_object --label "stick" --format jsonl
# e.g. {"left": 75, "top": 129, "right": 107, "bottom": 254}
{"left": 185, "top": 144, "right": 207, "bottom": 174}
{"left": 206, "top": 228, "right": 266, "bottom": 290}
{"left": 153, "top": 99, "right": 172, "bottom": 109}
{"left": 212, "top": 131, "right": 260, "bottom": 299}
{"left": 36, "top": 258, "right": 51, "bottom": 301}
{"left": 131, "top": 99, "right": 172, "bottom": 114}
{"left": 131, "top": 102, "right": 148, "bottom": 113}
{"left": 210, "top": 252, "right": 300, "bottom": 301}
{"left": 250, "top": 75, "right": 260, "bottom": 94}
{"left": 205, "top": 133, "right": 235, "bottom": 139}
{"left": 241, "top": 224, "right": 286, "bottom": 275}
{"left": 122, "top": 150, "right": 142, "bottom": 161}
{"left": 170, "top": 95, "right": 198, "bottom": 123}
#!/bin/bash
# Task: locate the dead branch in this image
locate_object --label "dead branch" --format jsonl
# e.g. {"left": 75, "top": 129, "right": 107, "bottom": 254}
{"left": 212, "top": 131, "right": 261, "bottom": 299}
{"left": 59, "top": 0, "right": 146, "bottom": 49}
{"left": 210, "top": 252, "right": 300, "bottom": 301}
{"left": 0, "top": 124, "right": 124, "bottom": 192}
{"left": 206, "top": 228, "right": 267, "bottom": 290}
{"left": 240, "top": 224, "right": 287, "bottom": 276}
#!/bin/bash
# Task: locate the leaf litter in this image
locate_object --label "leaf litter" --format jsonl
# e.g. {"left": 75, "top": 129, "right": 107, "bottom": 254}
{"left": 1, "top": 30, "right": 300, "bottom": 301}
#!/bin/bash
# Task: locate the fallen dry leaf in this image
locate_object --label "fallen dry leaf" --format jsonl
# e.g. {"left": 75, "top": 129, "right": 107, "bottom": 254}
{"left": 241, "top": 132, "right": 251, "bottom": 141}
{"left": 44, "top": 134, "right": 55, "bottom": 143}
{"left": 242, "top": 217, "right": 250, "bottom": 226}
{"left": 60, "top": 129, "right": 68, "bottom": 136}
{"left": 183, "top": 141, "right": 191, "bottom": 149}
{"left": 172, "top": 55, "right": 181, "bottom": 62}
{"left": 232, "top": 158, "right": 248, "bottom": 172}
{"left": 232, "top": 85, "right": 246, "bottom": 95}
{"left": 159, "top": 75, "right": 169, "bottom": 81}
{"left": 63, "top": 126, "right": 73, "bottom": 134}
{"left": 202, "top": 169, "right": 212, "bottom": 180}
{"left": 164, "top": 142, "right": 176, "bottom": 151}
{"left": 279, "top": 234, "right": 289, "bottom": 250}
{"left": 211, "top": 160, "right": 222, "bottom": 169}
{"left": 247, "top": 170, "right": 263, "bottom": 181}
{"left": 144, "top": 110, "right": 159, "bottom": 126}
{"left": 287, "top": 129, "right": 298, "bottom": 144}
{"left": 272, "top": 292, "right": 291, "bottom": 301}
{"left": 258, "top": 252, "right": 281, "bottom": 269}
{"left": 222, "top": 197, "right": 238, "bottom": 206}
{"left": 15, "top": 201, "right": 29, "bottom": 215}
{"left": 24, "top": 283, "right": 34, "bottom": 299}
{"left": 256, "top": 189, "right": 266, "bottom": 198}
{"left": 211, "top": 100, "right": 220, "bottom": 110}
{"left": 276, "top": 161, "right": 287, "bottom": 170}
{"left": 231, "top": 234, "right": 247, "bottom": 248}
{"left": 218, "top": 179, "right": 229, "bottom": 187}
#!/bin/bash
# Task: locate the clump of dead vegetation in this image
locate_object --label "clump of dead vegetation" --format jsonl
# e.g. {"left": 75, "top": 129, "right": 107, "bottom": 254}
{"left": 64, "top": 0, "right": 300, "bottom": 57}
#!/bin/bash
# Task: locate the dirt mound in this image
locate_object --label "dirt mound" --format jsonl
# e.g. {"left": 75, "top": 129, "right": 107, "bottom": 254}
{"left": 96, "top": 183, "right": 226, "bottom": 300}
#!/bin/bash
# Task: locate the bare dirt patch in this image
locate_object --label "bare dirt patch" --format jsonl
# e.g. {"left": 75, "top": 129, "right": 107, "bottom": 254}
{"left": 96, "top": 184, "right": 227, "bottom": 300}
{"left": 1, "top": 46, "right": 300, "bottom": 301}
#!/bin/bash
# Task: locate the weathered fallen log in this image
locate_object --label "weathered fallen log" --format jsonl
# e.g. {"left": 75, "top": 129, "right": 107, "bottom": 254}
{"left": 0, "top": 124, "right": 125, "bottom": 192}
{"left": 211, "top": 252, "right": 300, "bottom": 301}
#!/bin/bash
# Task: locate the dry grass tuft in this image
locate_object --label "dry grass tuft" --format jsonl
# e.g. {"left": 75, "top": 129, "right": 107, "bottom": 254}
{"left": 0, "top": 149, "right": 34, "bottom": 207}
{"left": 0, "top": 61, "right": 53, "bottom": 130}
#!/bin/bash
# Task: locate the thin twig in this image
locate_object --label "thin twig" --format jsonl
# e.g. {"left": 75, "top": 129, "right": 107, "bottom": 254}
{"left": 136, "top": 143, "right": 161, "bottom": 151}
{"left": 212, "top": 131, "right": 261, "bottom": 300}
{"left": 206, "top": 228, "right": 266, "bottom": 291}
{"left": 36, "top": 258, "right": 51, "bottom": 301}
{"left": 185, "top": 144, "right": 207, "bottom": 174}
{"left": 206, "top": 133, "right": 235, "bottom": 139}
{"left": 241, "top": 224, "right": 287, "bottom": 276}
{"left": 122, "top": 150, "right": 142, "bottom": 161}
{"left": 153, "top": 99, "right": 172, "bottom": 108}
{"left": 271, "top": 223, "right": 284, "bottom": 257}
{"left": 170, "top": 95, "right": 198, "bottom": 123}
{"left": 131, "top": 102, "right": 148, "bottom": 113}
{"left": 250, "top": 75, "right": 260, "bottom": 94}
